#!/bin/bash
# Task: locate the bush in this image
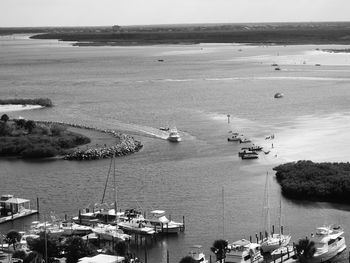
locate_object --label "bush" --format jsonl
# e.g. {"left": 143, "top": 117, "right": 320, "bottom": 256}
{"left": 21, "top": 146, "right": 58, "bottom": 158}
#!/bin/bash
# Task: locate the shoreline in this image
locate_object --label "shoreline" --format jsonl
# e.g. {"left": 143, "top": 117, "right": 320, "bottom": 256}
{"left": 0, "top": 104, "right": 44, "bottom": 113}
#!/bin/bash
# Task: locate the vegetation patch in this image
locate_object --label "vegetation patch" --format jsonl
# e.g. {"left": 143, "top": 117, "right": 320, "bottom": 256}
{"left": 273, "top": 160, "right": 350, "bottom": 203}
{"left": 0, "top": 115, "right": 90, "bottom": 159}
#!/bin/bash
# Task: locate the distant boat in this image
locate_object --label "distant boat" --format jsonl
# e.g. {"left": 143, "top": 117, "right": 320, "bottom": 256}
{"left": 159, "top": 127, "right": 170, "bottom": 131}
{"left": 274, "top": 93, "right": 284, "bottom": 98}
{"left": 167, "top": 127, "right": 181, "bottom": 142}
{"left": 228, "top": 132, "right": 243, "bottom": 142}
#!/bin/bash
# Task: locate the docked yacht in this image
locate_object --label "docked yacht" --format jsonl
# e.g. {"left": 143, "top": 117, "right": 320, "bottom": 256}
{"left": 167, "top": 128, "right": 181, "bottom": 142}
{"left": 188, "top": 245, "right": 209, "bottom": 263}
{"left": 92, "top": 224, "right": 130, "bottom": 241}
{"left": 225, "top": 239, "right": 264, "bottom": 263}
{"left": 60, "top": 221, "right": 93, "bottom": 235}
{"left": 260, "top": 233, "right": 291, "bottom": 253}
{"left": 305, "top": 225, "right": 346, "bottom": 263}
{"left": 118, "top": 217, "right": 156, "bottom": 235}
{"left": 143, "top": 210, "right": 183, "bottom": 234}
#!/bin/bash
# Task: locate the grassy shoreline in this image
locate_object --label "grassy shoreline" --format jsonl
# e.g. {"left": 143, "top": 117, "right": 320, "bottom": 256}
{"left": 3, "top": 22, "right": 350, "bottom": 46}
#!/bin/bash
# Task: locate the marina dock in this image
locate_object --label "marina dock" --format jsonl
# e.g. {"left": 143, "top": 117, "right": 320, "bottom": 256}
{"left": 0, "top": 195, "right": 39, "bottom": 224}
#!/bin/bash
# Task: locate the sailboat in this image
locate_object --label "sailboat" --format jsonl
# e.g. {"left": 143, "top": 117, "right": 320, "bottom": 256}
{"left": 73, "top": 156, "right": 124, "bottom": 225}
{"left": 260, "top": 172, "right": 291, "bottom": 253}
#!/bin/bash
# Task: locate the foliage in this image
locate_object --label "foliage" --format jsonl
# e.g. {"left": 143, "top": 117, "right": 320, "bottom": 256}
{"left": 274, "top": 160, "right": 350, "bottom": 203}
{"left": 63, "top": 236, "right": 95, "bottom": 263}
{"left": 23, "top": 251, "right": 43, "bottom": 263}
{"left": 210, "top": 239, "right": 228, "bottom": 261}
{"left": 0, "top": 98, "right": 53, "bottom": 107}
{"left": 295, "top": 238, "right": 316, "bottom": 263}
{"left": 1, "top": 114, "right": 9, "bottom": 122}
{"left": 26, "top": 232, "right": 61, "bottom": 262}
{"left": 13, "top": 250, "right": 27, "bottom": 260}
{"left": 0, "top": 119, "right": 90, "bottom": 158}
{"left": 179, "top": 256, "right": 197, "bottom": 263}
{"left": 6, "top": 230, "right": 21, "bottom": 250}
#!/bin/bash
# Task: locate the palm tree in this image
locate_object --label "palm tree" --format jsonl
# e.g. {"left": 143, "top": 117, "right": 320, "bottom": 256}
{"left": 211, "top": 239, "right": 228, "bottom": 262}
{"left": 6, "top": 230, "right": 21, "bottom": 251}
{"left": 1, "top": 114, "right": 9, "bottom": 122}
{"left": 295, "top": 238, "right": 316, "bottom": 263}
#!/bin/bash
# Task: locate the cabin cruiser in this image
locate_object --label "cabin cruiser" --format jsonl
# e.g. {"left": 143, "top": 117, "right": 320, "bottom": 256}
{"left": 60, "top": 221, "right": 93, "bottom": 235}
{"left": 226, "top": 239, "right": 264, "bottom": 263}
{"left": 260, "top": 233, "right": 291, "bottom": 253}
{"left": 72, "top": 208, "right": 123, "bottom": 225}
{"left": 118, "top": 209, "right": 156, "bottom": 235}
{"left": 228, "top": 132, "right": 243, "bottom": 142}
{"left": 188, "top": 245, "right": 208, "bottom": 263}
{"left": 240, "top": 151, "right": 259, "bottom": 159}
{"left": 167, "top": 128, "right": 181, "bottom": 142}
{"left": 305, "top": 225, "right": 346, "bottom": 263}
{"left": 92, "top": 224, "right": 131, "bottom": 241}
{"left": 143, "top": 210, "right": 183, "bottom": 234}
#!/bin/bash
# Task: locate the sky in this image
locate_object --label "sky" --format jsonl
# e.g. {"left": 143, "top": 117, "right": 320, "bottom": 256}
{"left": 1, "top": 0, "right": 350, "bottom": 27}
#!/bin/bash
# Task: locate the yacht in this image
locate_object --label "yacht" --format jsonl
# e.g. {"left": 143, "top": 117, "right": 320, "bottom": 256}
{"left": 167, "top": 128, "right": 181, "bottom": 142}
{"left": 118, "top": 210, "right": 156, "bottom": 235}
{"left": 228, "top": 132, "right": 243, "bottom": 142}
{"left": 143, "top": 210, "right": 183, "bottom": 234}
{"left": 188, "top": 245, "right": 208, "bottom": 263}
{"left": 305, "top": 225, "right": 346, "bottom": 263}
{"left": 92, "top": 224, "right": 131, "bottom": 241}
{"left": 117, "top": 217, "right": 156, "bottom": 235}
{"left": 225, "top": 239, "right": 264, "bottom": 263}
{"left": 260, "top": 233, "right": 291, "bottom": 253}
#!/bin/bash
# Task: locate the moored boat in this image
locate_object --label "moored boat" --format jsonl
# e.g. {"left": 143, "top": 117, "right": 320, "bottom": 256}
{"left": 302, "top": 225, "right": 346, "bottom": 263}
{"left": 143, "top": 210, "right": 183, "bottom": 234}
{"left": 225, "top": 239, "right": 264, "bottom": 263}
{"left": 188, "top": 245, "right": 209, "bottom": 263}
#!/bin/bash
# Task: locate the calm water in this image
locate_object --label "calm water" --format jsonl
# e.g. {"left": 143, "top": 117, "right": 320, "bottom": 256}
{"left": 1, "top": 35, "right": 350, "bottom": 263}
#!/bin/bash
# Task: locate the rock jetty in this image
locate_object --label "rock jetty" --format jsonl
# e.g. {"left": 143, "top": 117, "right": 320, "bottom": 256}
{"left": 38, "top": 121, "right": 143, "bottom": 160}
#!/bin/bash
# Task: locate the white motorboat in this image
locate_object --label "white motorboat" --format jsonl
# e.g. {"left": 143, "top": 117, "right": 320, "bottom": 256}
{"left": 143, "top": 210, "right": 183, "bottom": 234}
{"left": 167, "top": 128, "right": 181, "bottom": 142}
{"left": 226, "top": 239, "right": 264, "bottom": 263}
{"left": 118, "top": 217, "right": 156, "bottom": 235}
{"left": 188, "top": 245, "right": 208, "bottom": 263}
{"left": 305, "top": 225, "right": 346, "bottom": 263}
{"left": 228, "top": 132, "right": 243, "bottom": 142}
{"left": 92, "top": 224, "right": 130, "bottom": 241}
{"left": 60, "top": 221, "right": 92, "bottom": 235}
{"left": 260, "top": 233, "right": 291, "bottom": 253}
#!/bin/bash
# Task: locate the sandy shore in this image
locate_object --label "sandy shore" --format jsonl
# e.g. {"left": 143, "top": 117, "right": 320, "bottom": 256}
{"left": 0, "top": 104, "right": 43, "bottom": 113}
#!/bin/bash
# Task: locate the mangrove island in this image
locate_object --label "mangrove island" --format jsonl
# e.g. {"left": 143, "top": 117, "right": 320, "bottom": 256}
{"left": 274, "top": 160, "right": 350, "bottom": 204}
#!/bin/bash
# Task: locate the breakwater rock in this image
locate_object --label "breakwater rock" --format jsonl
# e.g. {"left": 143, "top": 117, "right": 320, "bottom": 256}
{"left": 38, "top": 121, "right": 143, "bottom": 160}
{"left": 63, "top": 133, "right": 143, "bottom": 160}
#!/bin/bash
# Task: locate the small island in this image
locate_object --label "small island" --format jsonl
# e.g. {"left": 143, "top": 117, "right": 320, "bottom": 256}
{"left": 273, "top": 160, "right": 350, "bottom": 203}
{"left": 0, "top": 114, "right": 142, "bottom": 160}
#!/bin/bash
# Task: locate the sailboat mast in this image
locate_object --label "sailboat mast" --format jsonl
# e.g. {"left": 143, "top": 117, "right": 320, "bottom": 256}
{"left": 265, "top": 172, "right": 271, "bottom": 236}
{"left": 113, "top": 155, "right": 117, "bottom": 214}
